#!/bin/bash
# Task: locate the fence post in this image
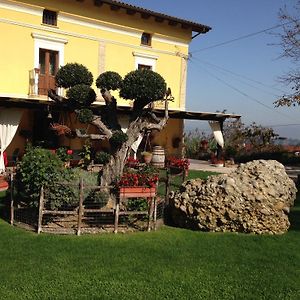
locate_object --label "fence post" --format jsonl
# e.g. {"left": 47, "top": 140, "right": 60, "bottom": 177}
{"left": 77, "top": 177, "right": 84, "bottom": 236}
{"left": 37, "top": 186, "right": 44, "bottom": 234}
{"left": 147, "top": 197, "right": 154, "bottom": 232}
{"left": 165, "top": 169, "right": 170, "bottom": 205}
{"left": 114, "top": 196, "right": 120, "bottom": 234}
{"left": 10, "top": 172, "right": 14, "bottom": 226}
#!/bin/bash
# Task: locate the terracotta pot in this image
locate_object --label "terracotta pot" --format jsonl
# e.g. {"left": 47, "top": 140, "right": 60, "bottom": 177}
{"left": 119, "top": 186, "right": 156, "bottom": 198}
{"left": 0, "top": 176, "right": 9, "bottom": 192}
{"left": 142, "top": 154, "right": 153, "bottom": 164}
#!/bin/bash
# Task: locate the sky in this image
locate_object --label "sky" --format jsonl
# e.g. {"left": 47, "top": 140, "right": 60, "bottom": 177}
{"left": 124, "top": 0, "right": 300, "bottom": 139}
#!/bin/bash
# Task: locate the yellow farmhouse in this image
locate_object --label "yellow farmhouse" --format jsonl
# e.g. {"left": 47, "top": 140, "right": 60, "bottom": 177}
{"left": 0, "top": 0, "right": 237, "bottom": 164}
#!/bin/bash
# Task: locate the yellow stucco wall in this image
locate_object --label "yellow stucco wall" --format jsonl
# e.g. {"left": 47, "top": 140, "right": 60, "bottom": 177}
{"left": 0, "top": 0, "right": 194, "bottom": 156}
{"left": 0, "top": 0, "right": 190, "bottom": 109}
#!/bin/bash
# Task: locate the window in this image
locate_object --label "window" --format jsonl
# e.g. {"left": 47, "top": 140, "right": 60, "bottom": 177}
{"left": 42, "top": 9, "right": 57, "bottom": 26}
{"left": 133, "top": 52, "right": 158, "bottom": 71}
{"left": 138, "top": 64, "right": 152, "bottom": 70}
{"left": 141, "top": 32, "right": 151, "bottom": 46}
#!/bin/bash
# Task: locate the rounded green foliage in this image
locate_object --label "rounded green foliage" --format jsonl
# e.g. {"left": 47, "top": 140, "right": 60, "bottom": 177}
{"left": 66, "top": 84, "right": 96, "bottom": 107}
{"left": 120, "top": 69, "right": 166, "bottom": 102}
{"left": 55, "top": 63, "right": 93, "bottom": 88}
{"left": 77, "top": 108, "right": 94, "bottom": 123}
{"left": 94, "top": 151, "right": 111, "bottom": 165}
{"left": 17, "top": 147, "right": 68, "bottom": 207}
{"left": 109, "top": 131, "right": 128, "bottom": 150}
{"left": 56, "top": 147, "right": 72, "bottom": 162}
{"left": 96, "top": 71, "right": 123, "bottom": 91}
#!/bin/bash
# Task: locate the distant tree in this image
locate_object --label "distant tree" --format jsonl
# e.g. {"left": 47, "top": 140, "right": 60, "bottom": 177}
{"left": 274, "top": 1, "right": 300, "bottom": 107}
{"left": 223, "top": 120, "right": 278, "bottom": 153}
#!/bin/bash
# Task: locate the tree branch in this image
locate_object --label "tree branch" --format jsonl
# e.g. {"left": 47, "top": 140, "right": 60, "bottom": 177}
{"left": 75, "top": 129, "right": 108, "bottom": 140}
{"left": 91, "top": 115, "right": 113, "bottom": 138}
{"left": 48, "top": 89, "right": 68, "bottom": 103}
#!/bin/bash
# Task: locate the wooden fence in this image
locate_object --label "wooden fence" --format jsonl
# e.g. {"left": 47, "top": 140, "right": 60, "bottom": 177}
{"left": 9, "top": 167, "right": 187, "bottom": 234}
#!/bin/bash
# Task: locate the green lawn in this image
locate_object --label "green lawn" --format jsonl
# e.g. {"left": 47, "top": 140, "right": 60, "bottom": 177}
{"left": 0, "top": 172, "right": 299, "bottom": 299}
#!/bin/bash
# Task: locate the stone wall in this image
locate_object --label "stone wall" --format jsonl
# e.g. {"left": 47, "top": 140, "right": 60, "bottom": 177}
{"left": 169, "top": 160, "right": 297, "bottom": 234}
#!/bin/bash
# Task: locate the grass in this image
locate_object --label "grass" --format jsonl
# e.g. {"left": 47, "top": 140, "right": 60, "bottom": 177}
{"left": 0, "top": 172, "right": 300, "bottom": 299}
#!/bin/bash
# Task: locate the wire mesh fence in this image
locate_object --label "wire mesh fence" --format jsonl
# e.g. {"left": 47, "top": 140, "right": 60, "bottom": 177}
{"left": 8, "top": 175, "right": 166, "bottom": 235}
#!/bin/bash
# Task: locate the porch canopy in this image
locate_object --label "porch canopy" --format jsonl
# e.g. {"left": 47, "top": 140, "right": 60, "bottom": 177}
{"left": 116, "top": 106, "right": 241, "bottom": 122}
{"left": 0, "top": 98, "right": 241, "bottom": 158}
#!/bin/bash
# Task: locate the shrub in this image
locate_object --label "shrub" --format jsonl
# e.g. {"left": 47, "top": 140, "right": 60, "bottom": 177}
{"left": 77, "top": 108, "right": 94, "bottom": 123}
{"left": 16, "top": 147, "right": 73, "bottom": 208}
{"left": 55, "top": 63, "right": 93, "bottom": 88}
{"left": 94, "top": 151, "right": 111, "bottom": 165}
{"left": 184, "top": 129, "right": 210, "bottom": 159}
{"left": 120, "top": 69, "right": 166, "bottom": 103}
{"left": 56, "top": 147, "right": 73, "bottom": 162}
{"left": 66, "top": 84, "right": 96, "bottom": 107}
{"left": 109, "top": 131, "right": 128, "bottom": 150}
{"left": 96, "top": 71, "right": 123, "bottom": 91}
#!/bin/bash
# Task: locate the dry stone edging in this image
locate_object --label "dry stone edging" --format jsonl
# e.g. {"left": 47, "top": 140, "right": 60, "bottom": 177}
{"left": 169, "top": 160, "right": 297, "bottom": 234}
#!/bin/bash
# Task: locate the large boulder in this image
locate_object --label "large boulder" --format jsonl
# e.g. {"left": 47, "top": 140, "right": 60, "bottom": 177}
{"left": 169, "top": 160, "right": 297, "bottom": 234}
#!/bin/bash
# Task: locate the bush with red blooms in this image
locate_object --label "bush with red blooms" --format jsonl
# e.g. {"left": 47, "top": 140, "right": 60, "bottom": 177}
{"left": 125, "top": 157, "right": 140, "bottom": 168}
{"left": 166, "top": 157, "right": 190, "bottom": 170}
{"left": 117, "top": 165, "right": 159, "bottom": 188}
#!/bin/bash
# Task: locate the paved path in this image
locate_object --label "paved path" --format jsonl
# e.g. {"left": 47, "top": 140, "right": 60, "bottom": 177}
{"left": 189, "top": 159, "right": 236, "bottom": 174}
{"left": 189, "top": 159, "right": 300, "bottom": 182}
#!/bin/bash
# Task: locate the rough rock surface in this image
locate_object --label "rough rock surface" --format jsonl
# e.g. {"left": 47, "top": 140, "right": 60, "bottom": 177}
{"left": 169, "top": 160, "right": 297, "bottom": 234}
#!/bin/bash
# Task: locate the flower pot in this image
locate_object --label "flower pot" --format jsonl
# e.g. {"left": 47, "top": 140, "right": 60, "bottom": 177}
{"left": 0, "top": 176, "right": 9, "bottom": 192}
{"left": 119, "top": 186, "right": 156, "bottom": 198}
{"left": 142, "top": 154, "right": 152, "bottom": 164}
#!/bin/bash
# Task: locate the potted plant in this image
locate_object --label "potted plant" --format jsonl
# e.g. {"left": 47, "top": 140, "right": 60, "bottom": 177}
{"left": 126, "top": 157, "right": 140, "bottom": 168}
{"left": 141, "top": 151, "right": 153, "bottom": 164}
{"left": 117, "top": 165, "right": 159, "bottom": 198}
{"left": 166, "top": 157, "right": 190, "bottom": 175}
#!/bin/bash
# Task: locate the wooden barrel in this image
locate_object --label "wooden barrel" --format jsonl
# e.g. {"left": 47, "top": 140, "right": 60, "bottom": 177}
{"left": 151, "top": 146, "right": 165, "bottom": 168}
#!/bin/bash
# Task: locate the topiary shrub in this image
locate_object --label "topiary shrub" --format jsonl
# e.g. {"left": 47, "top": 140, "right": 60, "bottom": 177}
{"left": 120, "top": 69, "right": 166, "bottom": 103}
{"left": 94, "top": 151, "right": 111, "bottom": 164}
{"left": 77, "top": 108, "right": 94, "bottom": 123}
{"left": 96, "top": 71, "right": 123, "bottom": 90}
{"left": 55, "top": 63, "right": 93, "bottom": 88}
{"left": 66, "top": 84, "right": 96, "bottom": 107}
{"left": 109, "top": 131, "right": 128, "bottom": 150}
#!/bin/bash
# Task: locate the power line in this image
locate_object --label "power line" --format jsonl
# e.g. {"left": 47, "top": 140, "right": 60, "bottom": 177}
{"left": 189, "top": 58, "right": 298, "bottom": 121}
{"left": 190, "top": 57, "right": 288, "bottom": 96}
{"left": 191, "top": 20, "right": 298, "bottom": 54}
{"left": 266, "top": 123, "right": 300, "bottom": 127}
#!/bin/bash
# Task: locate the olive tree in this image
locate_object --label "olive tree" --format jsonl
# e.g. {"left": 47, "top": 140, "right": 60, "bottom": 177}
{"left": 48, "top": 63, "right": 169, "bottom": 186}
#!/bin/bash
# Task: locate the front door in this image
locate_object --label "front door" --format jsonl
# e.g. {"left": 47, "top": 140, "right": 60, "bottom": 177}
{"left": 38, "top": 49, "right": 58, "bottom": 95}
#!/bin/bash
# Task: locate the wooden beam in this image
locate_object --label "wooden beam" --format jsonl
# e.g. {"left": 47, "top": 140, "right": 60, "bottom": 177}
{"left": 94, "top": 0, "right": 103, "bottom": 7}
{"left": 110, "top": 5, "right": 120, "bottom": 11}
{"left": 181, "top": 23, "right": 190, "bottom": 29}
{"left": 126, "top": 9, "right": 136, "bottom": 15}
{"left": 141, "top": 12, "right": 151, "bottom": 19}
{"left": 168, "top": 20, "right": 178, "bottom": 26}
{"left": 155, "top": 16, "right": 164, "bottom": 23}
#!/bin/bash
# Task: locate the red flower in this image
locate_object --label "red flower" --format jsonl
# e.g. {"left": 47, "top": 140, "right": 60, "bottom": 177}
{"left": 166, "top": 157, "right": 190, "bottom": 170}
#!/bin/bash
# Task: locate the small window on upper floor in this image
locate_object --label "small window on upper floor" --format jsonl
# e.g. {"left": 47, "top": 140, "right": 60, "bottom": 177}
{"left": 138, "top": 64, "right": 152, "bottom": 70}
{"left": 42, "top": 9, "right": 57, "bottom": 26}
{"left": 141, "top": 32, "right": 152, "bottom": 46}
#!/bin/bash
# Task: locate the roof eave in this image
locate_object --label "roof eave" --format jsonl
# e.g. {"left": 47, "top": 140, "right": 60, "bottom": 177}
{"left": 90, "top": 0, "right": 212, "bottom": 34}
